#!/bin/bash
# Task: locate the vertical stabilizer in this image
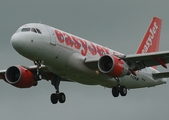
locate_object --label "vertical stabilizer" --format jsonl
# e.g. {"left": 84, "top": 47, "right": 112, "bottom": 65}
{"left": 136, "top": 17, "right": 162, "bottom": 54}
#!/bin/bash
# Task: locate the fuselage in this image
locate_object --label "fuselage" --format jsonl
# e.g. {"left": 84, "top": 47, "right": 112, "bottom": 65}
{"left": 10, "top": 23, "right": 166, "bottom": 89}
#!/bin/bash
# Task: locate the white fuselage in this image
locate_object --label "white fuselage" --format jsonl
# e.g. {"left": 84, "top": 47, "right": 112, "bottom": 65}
{"left": 11, "top": 23, "right": 166, "bottom": 89}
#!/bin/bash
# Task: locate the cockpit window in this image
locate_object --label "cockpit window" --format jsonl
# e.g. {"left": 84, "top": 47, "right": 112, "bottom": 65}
{"left": 31, "top": 28, "right": 37, "bottom": 33}
{"left": 21, "top": 28, "right": 30, "bottom": 32}
{"left": 36, "top": 29, "right": 42, "bottom": 34}
{"left": 20, "top": 27, "right": 42, "bottom": 34}
{"left": 31, "top": 28, "right": 42, "bottom": 34}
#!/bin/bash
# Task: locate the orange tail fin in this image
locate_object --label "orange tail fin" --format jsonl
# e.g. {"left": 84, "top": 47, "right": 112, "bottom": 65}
{"left": 136, "top": 17, "right": 162, "bottom": 54}
{"left": 136, "top": 17, "right": 162, "bottom": 69}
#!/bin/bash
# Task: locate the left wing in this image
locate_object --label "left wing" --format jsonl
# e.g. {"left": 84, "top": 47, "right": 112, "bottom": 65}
{"left": 85, "top": 51, "right": 169, "bottom": 71}
{"left": 125, "top": 51, "right": 169, "bottom": 70}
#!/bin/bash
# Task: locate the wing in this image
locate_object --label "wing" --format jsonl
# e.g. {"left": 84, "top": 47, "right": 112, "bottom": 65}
{"left": 85, "top": 51, "right": 169, "bottom": 71}
{"left": 125, "top": 51, "right": 169, "bottom": 70}
{"left": 85, "top": 57, "right": 100, "bottom": 70}
{"left": 0, "top": 65, "right": 72, "bottom": 82}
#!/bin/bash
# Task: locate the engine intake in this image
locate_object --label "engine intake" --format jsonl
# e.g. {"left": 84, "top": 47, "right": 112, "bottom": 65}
{"left": 5, "top": 66, "right": 35, "bottom": 88}
{"left": 98, "top": 55, "right": 130, "bottom": 77}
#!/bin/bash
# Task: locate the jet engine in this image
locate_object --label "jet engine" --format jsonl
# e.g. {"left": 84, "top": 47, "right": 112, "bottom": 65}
{"left": 98, "top": 55, "right": 130, "bottom": 77}
{"left": 5, "top": 66, "right": 36, "bottom": 88}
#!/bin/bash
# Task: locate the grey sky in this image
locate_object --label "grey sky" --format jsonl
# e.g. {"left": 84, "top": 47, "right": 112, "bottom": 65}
{"left": 0, "top": 0, "right": 169, "bottom": 120}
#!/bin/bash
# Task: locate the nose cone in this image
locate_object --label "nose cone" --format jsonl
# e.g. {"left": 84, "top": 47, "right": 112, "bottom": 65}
{"left": 11, "top": 33, "right": 19, "bottom": 49}
{"left": 11, "top": 33, "right": 23, "bottom": 52}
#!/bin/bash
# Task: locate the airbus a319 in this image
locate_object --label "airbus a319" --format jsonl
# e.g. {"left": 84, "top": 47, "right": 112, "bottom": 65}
{"left": 1, "top": 17, "right": 169, "bottom": 104}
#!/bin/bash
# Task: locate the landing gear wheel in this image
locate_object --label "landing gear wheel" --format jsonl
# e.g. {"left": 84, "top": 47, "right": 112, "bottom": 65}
{"left": 50, "top": 93, "right": 58, "bottom": 104}
{"left": 34, "top": 74, "right": 43, "bottom": 81}
{"left": 33, "top": 81, "right": 38, "bottom": 86}
{"left": 58, "top": 93, "right": 66, "bottom": 103}
{"left": 112, "top": 87, "right": 119, "bottom": 97}
{"left": 120, "top": 86, "right": 127, "bottom": 96}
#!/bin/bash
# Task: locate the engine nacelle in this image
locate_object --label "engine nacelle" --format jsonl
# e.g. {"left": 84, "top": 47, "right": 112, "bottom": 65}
{"left": 98, "top": 55, "right": 130, "bottom": 77}
{"left": 5, "top": 66, "right": 35, "bottom": 88}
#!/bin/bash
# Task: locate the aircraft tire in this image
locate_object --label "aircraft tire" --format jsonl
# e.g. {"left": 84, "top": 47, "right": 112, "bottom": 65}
{"left": 120, "top": 86, "right": 127, "bottom": 96}
{"left": 58, "top": 93, "right": 66, "bottom": 103}
{"left": 51, "top": 93, "right": 58, "bottom": 104}
{"left": 112, "top": 87, "right": 119, "bottom": 97}
{"left": 33, "top": 81, "right": 38, "bottom": 86}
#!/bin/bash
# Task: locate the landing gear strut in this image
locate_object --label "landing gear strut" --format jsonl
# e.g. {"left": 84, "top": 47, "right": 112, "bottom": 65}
{"left": 112, "top": 78, "right": 127, "bottom": 97}
{"left": 34, "top": 60, "right": 43, "bottom": 81}
{"left": 50, "top": 75, "right": 66, "bottom": 104}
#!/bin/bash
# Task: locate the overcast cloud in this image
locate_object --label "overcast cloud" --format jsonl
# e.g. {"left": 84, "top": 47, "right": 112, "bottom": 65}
{"left": 0, "top": 0, "right": 169, "bottom": 120}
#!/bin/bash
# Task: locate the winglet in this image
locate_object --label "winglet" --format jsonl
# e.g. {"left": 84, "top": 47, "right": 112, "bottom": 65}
{"left": 136, "top": 17, "right": 162, "bottom": 54}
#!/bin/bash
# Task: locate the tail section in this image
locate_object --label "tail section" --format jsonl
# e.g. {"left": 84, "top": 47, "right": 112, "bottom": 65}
{"left": 136, "top": 17, "right": 162, "bottom": 54}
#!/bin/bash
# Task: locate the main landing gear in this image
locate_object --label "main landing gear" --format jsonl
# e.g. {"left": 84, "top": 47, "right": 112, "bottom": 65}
{"left": 112, "top": 78, "right": 127, "bottom": 97}
{"left": 50, "top": 75, "right": 66, "bottom": 104}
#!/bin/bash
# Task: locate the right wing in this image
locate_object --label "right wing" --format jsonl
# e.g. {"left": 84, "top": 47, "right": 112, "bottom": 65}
{"left": 125, "top": 51, "right": 169, "bottom": 70}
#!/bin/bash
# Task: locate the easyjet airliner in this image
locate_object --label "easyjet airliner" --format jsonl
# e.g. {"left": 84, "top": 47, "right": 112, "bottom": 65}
{"left": 1, "top": 17, "right": 169, "bottom": 104}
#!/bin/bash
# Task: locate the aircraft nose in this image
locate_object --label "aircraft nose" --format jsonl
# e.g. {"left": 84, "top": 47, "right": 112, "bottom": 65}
{"left": 10, "top": 33, "right": 23, "bottom": 51}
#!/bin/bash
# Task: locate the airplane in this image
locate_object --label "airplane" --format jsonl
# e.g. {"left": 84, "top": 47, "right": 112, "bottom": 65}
{"left": 1, "top": 17, "right": 169, "bottom": 104}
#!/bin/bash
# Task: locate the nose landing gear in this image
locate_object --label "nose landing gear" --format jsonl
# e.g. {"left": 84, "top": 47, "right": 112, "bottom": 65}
{"left": 33, "top": 61, "right": 66, "bottom": 104}
{"left": 34, "top": 60, "right": 43, "bottom": 81}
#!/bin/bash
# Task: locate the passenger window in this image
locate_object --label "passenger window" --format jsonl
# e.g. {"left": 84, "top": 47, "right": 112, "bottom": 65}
{"left": 21, "top": 28, "right": 30, "bottom": 32}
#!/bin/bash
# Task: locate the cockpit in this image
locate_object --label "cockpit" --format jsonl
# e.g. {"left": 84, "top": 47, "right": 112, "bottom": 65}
{"left": 17, "top": 27, "right": 42, "bottom": 34}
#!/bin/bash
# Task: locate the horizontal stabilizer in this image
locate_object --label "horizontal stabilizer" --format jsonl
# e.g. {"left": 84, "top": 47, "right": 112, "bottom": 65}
{"left": 152, "top": 72, "right": 169, "bottom": 79}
